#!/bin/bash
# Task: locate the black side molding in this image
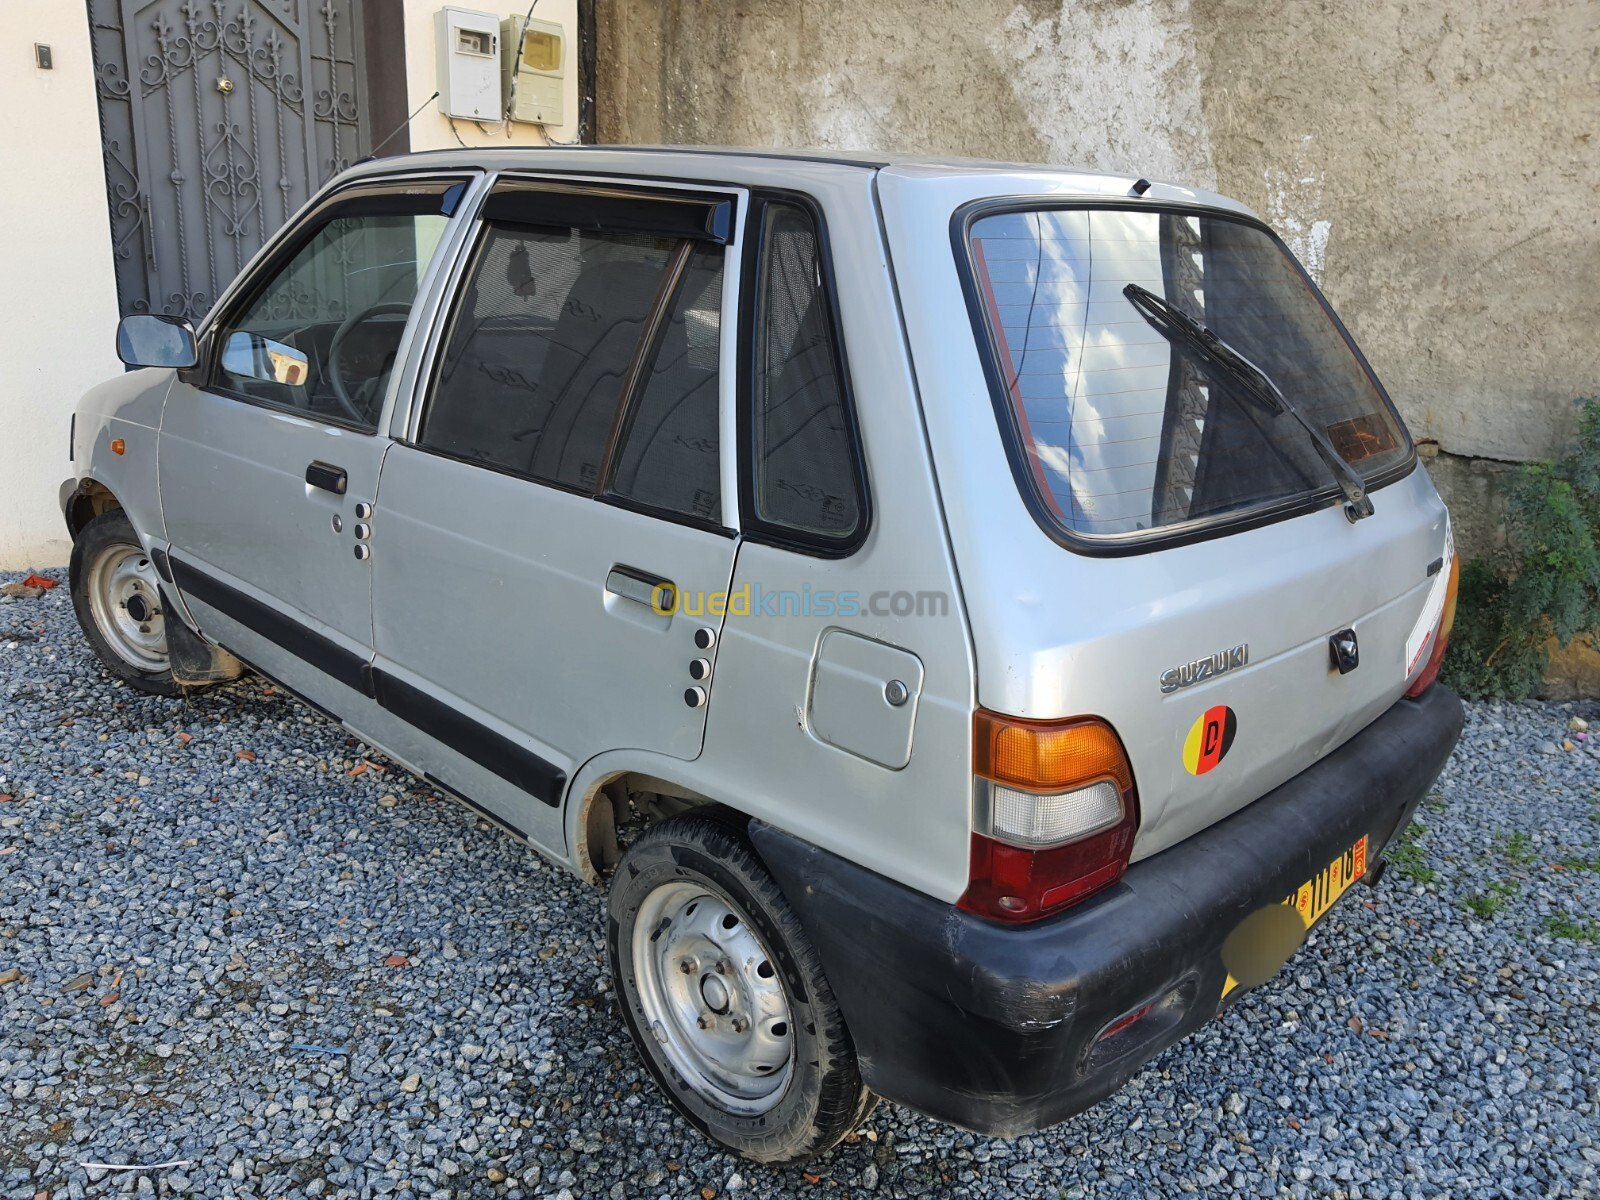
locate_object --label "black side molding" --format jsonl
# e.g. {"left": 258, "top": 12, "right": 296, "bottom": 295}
{"left": 170, "top": 556, "right": 370, "bottom": 694}
{"left": 170, "top": 556, "right": 567, "bottom": 811}
{"left": 372, "top": 669, "right": 565, "bottom": 808}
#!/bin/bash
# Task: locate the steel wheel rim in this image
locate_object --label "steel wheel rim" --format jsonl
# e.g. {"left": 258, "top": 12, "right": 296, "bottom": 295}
{"left": 631, "top": 880, "right": 795, "bottom": 1115}
{"left": 86, "top": 541, "right": 168, "bottom": 671}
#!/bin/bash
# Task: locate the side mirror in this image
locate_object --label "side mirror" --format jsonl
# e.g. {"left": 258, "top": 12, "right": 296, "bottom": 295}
{"left": 220, "top": 331, "right": 310, "bottom": 386}
{"left": 116, "top": 314, "right": 197, "bottom": 369}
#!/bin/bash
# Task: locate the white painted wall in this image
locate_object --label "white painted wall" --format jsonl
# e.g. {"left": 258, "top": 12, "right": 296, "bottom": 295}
{"left": 0, "top": 11, "right": 122, "bottom": 569}
{"left": 400, "top": 0, "right": 581, "bottom": 152}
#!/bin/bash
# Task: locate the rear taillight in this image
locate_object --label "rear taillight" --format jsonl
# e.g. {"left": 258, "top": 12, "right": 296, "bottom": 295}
{"left": 958, "top": 711, "right": 1138, "bottom": 923}
{"left": 1405, "top": 551, "right": 1460, "bottom": 699}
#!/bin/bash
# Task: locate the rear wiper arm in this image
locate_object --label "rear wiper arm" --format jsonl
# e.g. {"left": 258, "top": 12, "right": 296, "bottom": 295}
{"left": 1123, "top": 282, "right": 1374, "bottom": 521}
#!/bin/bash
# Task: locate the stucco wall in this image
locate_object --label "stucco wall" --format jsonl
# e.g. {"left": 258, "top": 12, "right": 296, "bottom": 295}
{"left": 401, "top": 0, "right": 582, "bottom": 151}
{"left": 597, "top": 0, "right": 1600, "bottom": 466}
{"left": 0, "top": 12, "right": 123, "bottom": 569}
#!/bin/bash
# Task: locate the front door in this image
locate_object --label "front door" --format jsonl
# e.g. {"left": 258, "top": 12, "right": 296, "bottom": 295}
{"left": 366, "top": 178, "right": 744, "bottom": 849}
{"left": 159, "top": 178, "right": 465, "bottom": 714}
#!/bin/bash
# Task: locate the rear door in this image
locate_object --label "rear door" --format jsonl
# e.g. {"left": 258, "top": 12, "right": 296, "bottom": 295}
{"left": 364, "top": 177, "right": 743, "bottom": 847}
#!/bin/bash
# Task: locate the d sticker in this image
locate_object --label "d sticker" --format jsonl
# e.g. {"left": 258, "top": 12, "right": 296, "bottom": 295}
{"left": 1183, "top": 705, "right": 1237, "bottom": 775}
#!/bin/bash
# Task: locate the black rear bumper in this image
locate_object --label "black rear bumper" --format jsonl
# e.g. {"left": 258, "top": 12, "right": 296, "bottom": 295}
{"left": 749, "top": 686, "right": 1464, "bottom": 1137}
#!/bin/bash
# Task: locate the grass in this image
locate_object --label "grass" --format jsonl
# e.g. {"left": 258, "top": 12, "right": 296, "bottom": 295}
{"left": 1542, "top": 914, "right": 1600, "bottom": 942}
{"left": 1465, "top": 879, "right": 1519, "bottom": 920}
{"left": 1390, "top": 840, "right": 1438, "bottom": 885}
{"left": 1390, "top": 823, "right": 1438, "bottom": 885}
{"left": 1501, "top": 831, "right": 1537, "bottom": 865}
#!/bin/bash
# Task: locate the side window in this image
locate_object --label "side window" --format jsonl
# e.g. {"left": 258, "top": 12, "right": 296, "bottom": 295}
{"left": 749, "top": 201, "right": 864, "bottom": 547}
{"left": 209, "top": 192, "right": 453, "bottom": 432}
{"left": 421, "top": 225, "right": 677, "bottom": 492}
{"left": 608, "top": 242, "right": 725, "bottom": 524}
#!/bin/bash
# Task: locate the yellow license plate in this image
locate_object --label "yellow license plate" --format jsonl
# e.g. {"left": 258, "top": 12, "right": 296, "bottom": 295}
{"left": 1221, "top": 834, "right": 1368, "bottom": 1001}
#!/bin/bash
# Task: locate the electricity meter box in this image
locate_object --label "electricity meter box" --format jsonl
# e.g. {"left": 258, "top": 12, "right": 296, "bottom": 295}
{"left": 501, "top": 14, "right": 565, "bottom": 126}
{"left": 436, "top": 6, "right": 501, "bottom": 120}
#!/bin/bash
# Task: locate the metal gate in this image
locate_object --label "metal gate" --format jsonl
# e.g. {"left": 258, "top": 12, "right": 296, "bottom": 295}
{"left": 89, "top": 0, "right": 371, "bottom": 322}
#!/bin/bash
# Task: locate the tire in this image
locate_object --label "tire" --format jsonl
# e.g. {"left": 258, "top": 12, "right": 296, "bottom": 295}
{"left": 607, "top": 811, "right": 870, "bottom": 1164}
{"left": 69, "top": 511, "right": 181, "bottom": 697}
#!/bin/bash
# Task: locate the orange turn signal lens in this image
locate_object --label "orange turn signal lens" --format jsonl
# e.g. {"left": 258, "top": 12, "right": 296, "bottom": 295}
{"left": 1439, "top": 552, "right": 1461, "bottom": 644}
{"left": 973, "top": 711, "right": 1133, "bottom": 793}
{"left": 110, "top": 439, "right": 126, "bottom": 456}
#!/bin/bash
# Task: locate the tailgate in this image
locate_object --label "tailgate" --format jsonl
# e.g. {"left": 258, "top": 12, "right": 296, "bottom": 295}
{"left": 968, "top": 465, "right": 1451, "bottom": 861}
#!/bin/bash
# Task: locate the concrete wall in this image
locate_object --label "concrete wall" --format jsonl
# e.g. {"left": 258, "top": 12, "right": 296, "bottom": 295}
{"left": 402, "top": 0, "right": 582, "bottom": 151}
{"left": 597, "top": 0, "right": 1600, "bottom": 468}
{"left": 0, "top": 11, "right": 123, "bottom": 569}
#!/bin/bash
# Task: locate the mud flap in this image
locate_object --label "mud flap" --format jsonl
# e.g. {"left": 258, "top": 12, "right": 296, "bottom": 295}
{"left": 163, "top": 595, "right": 245, "bottom": 690}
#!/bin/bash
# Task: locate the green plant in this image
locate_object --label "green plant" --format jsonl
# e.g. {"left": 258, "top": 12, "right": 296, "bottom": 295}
{"left": 1502, "top": 831, "right": 1536, "bottom": 865}
{"left": 1442, "top": 397, "right": 1600, "bottom": 699}
{"left": 1390, "top": 823, "right": 1438, "bottom": 884}
{"left": 1464, "top": 879, "right": 1518, "bottom": 919}
{"left": 1542, "top": 913, "right": 1600, "bottom": 942}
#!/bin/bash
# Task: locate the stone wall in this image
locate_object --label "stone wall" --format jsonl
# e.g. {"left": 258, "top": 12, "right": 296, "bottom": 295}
{"left": 599, "top": 0, "right": 1598, "bottom": 473}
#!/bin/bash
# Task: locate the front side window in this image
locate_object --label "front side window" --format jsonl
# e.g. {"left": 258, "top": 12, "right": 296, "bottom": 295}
{"left": 748, "top": 202, "right": 865, "bottom": 548}
{"left": 421, "top": 225, "right": 678, "bottom": 492}
{"left": 209, "top": 189, "right": 454, "bottom": 431}
{"left": 967, "top": 206, "right": 1411, "bottom": 542}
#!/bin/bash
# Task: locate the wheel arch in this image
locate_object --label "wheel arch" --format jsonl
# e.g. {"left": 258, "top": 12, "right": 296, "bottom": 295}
{"left": 62, "top": 477, "right": 126, "bottom": 540}
{"left": 564, "top": 749, "right": 750, "bottom": 884}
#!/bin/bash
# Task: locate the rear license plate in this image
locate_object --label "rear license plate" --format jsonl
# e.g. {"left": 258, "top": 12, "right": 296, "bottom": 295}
{"left": 1221, "top": 834, "right": 1368, "bottom": 1001}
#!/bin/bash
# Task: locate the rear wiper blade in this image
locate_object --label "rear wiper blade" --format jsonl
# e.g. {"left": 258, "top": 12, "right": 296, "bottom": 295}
{"left": 1123, "top": 282, "right": 1374, "bottom": 521}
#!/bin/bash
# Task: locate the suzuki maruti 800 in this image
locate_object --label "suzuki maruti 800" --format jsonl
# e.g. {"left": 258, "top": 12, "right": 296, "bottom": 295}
{"left": 63, "top": 147, "right": 1463, "bottom": 1163}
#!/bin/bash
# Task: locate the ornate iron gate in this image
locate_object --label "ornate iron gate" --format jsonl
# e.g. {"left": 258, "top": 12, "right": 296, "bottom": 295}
{"left": 89, "top": 0, "right": 371, "bottom": 322}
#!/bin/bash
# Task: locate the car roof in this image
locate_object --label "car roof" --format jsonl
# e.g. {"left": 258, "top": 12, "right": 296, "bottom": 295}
{"left": 341, "top": 144, "right": 1256, "bottom": 218}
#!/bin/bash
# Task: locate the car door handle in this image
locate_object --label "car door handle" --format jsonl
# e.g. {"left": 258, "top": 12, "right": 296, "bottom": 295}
{"left": 306, "top": 461, "right": 348, "bottom": 495}
{"left": 606, "top": 566, "right": 675, "bottom": 613}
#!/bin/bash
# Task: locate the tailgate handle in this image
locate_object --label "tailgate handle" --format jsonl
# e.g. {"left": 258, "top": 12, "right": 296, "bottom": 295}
{"left": 306, "top": 461, "right": 348, "bottom": 495}
{"left": 1329, "top": 628, "right": 1360, "bottom": 675}
{"left": 606, "top": 566, "right": 675, "bottom": 614}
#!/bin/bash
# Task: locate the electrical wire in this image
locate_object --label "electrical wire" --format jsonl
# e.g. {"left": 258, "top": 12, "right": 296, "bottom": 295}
{"left": 365, "top": 90, "right": 439, "bottom": 159}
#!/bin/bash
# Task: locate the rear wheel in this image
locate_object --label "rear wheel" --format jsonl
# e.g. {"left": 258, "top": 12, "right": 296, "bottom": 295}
{"left": 607, "top": 811, "right": 870, "bottom": 1163}
{"left": 69, "top": 511, "right": 180, "bottom": 696}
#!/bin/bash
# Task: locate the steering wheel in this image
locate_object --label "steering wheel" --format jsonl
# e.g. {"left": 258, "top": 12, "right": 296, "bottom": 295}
{"left": 327, "top": 302, "right": 412, "bottom": 424}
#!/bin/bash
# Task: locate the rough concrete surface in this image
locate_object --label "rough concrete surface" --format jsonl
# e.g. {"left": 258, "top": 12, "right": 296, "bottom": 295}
{"left": 597, "top": 0, "right": 1600, "bottom": 463}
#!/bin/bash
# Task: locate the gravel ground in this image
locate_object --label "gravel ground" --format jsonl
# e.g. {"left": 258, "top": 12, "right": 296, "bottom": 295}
{"left": 2, "top": 565, "right": 1598, "bottom": 1200}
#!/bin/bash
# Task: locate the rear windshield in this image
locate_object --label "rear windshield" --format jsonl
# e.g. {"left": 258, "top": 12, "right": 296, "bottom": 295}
{"left": 966, "top": 206, "right": 1410, "bottom": 542}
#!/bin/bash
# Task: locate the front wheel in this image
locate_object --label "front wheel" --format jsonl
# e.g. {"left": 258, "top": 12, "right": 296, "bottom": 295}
{"left": 69, "top": 510, "right": 180, "bottom": 696}
{"left": 607, "top": 811, "right": 871, "bottom": 1164}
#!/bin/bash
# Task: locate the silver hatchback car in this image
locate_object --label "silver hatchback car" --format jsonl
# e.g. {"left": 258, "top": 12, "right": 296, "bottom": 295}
{"left": 63, "top": 147, "right": 1463, "bottom": 1163}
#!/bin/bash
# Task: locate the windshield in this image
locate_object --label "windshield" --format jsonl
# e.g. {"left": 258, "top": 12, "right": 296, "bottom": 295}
{"left": 966, "top": 206, "right": 1411, "bottom": 541}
